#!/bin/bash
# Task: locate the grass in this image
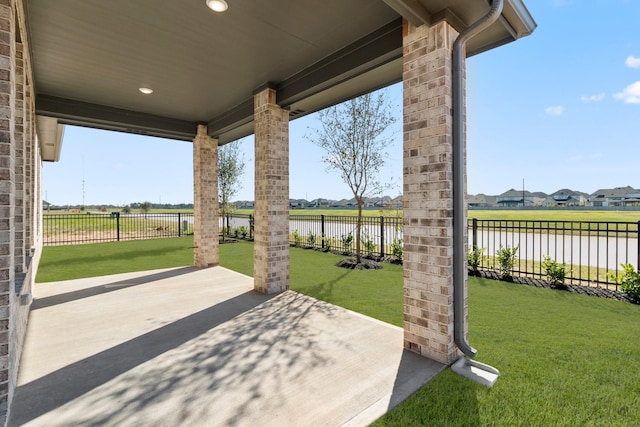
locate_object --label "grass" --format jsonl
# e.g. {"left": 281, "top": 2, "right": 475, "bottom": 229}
{"left": 36, "top": 237, "right": 195, "bottom": 282}
{"left": 374, "top": 279, "right": 640, "bottom": 426}
{"left": 36, "top": 238, "right": 640, "bottom": 425}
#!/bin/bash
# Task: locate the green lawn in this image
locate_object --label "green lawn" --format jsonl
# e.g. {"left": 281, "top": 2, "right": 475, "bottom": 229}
{"left": 36, "top": 237, "right": 196, "bottom": 282}
{"left": 36, "top": 238, "right": 640, "bottom": 425}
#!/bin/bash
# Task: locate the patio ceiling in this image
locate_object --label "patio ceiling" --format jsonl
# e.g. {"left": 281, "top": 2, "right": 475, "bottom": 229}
{"left": 23, "top": 0, "right": 535, "bottom": 160}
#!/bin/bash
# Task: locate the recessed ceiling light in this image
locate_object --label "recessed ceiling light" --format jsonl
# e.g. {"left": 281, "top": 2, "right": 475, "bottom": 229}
{"left": 206, "top": 0, "right": 228, "bottom": 12}
{"left": 139, "top": 87, "right": 153, "bottom": 95}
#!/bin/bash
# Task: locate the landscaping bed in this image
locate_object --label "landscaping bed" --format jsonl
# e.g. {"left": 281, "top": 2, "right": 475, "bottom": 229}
{"left": 472, "top": 269, "right": 637, "bottom": 304}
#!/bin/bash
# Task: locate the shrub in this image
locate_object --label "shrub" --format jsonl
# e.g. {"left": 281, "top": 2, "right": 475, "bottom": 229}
{"left": 391, "top": 238, "right": 403, "bottom": 262}
{"left": 363, "top": 233, "right": 376, "bottom": 256}
{"left": 292, "top": 229, "right": 301, "bottom": 247}
{"left": 610, "top": 264, "right": 640, "bottom": 301}
{"left": 468, "top": 246, "right": 485, "bottom": 272}
{"left": 307, "top": 232, "right": 316, "bottom": 248}
{"left": 543, "top": 256, "right": 569, "bottom": 286}
{"left": 341, "top": 233, "right": 353, "bottom": 253}
{"left": 122, "top": 206, "right": 131, "bottom": 214}
{"left": 238, "top": 225, "right": 248, "bottom": 238}
{"left": 322, "top": 233, "right": 332, "bottom": 251}
{"left": 496, "top": 245, "right": 519, "bottom": 280}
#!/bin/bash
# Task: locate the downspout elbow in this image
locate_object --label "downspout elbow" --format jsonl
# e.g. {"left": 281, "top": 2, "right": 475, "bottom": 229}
{"left": 452, "top": 0, "right": 504, "bottom": 359}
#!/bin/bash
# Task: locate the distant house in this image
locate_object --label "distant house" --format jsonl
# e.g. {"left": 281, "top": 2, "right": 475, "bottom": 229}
{"left": 550, "top": 189, "right": 588, "bottom": 206}
{"left": 43, "top": 200, "right": 51, "bottom": 210}
{"left": 235, "top": 200, "right": 254, "bottom": 209}
{"left": 623, "top": 192, "right": 640, "bottom": 206}
{"left": 311, "top": 198, "right": 330, "bottom": 208}
{"left": 468, "top": 194, "right": 497, "bottom": 207}
{"left": 496, "top": 189, "right": 547, "bottom": 207}
{"left": 590, "top": 186, "right": 638, "bottom": 207}
{"left": 289, "top": 199, "right": 308, "bottom": 209}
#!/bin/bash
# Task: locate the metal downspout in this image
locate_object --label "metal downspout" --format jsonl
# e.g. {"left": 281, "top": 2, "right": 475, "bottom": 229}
{"left": 452, "top": 0, "right": 504, "bottom": 358}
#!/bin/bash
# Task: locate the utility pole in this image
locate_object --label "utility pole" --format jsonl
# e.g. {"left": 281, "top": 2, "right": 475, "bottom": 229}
{"left": 82, "top": 156, "right": 86, "bottom": 208}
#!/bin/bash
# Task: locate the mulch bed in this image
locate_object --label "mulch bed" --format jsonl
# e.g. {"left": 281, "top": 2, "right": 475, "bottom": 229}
{"left": 335, "top": 258, "right": 382, "bottom": 270}
{"left": 471, "top": 269, "right": 638, "bottom": 304}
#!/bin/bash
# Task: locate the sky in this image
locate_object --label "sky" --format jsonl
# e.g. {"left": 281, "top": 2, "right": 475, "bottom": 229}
{"left": 43, "top": 0, "right": 640, "bottom": 206}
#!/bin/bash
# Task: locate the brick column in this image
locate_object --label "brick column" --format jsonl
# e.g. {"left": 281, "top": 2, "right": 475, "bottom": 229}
{"left": 253, "top": 86, "right": 289, "bottom": 294}
{"left": 13, "top": 41, "right": 24, "bottom": 272}
{"left": 402, "top": 20, "right": 463, "bottom": 364}
{"left": 0, "top": 0, "right": 15, "bottom": 411}
{"left": 23, "top": 79, "right": 31, "bottom": 251}
{"left": 193, "top": 124, "right": 219, "bottom": 268}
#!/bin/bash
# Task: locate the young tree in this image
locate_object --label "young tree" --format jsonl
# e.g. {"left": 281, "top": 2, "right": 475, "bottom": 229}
{"left": 218, "top": 140, "right": 246, "bottom": 240}
{"left": 307, "top": 91, "right": 396, "bottom": 265}
{"left": 140, "top": 201, "right": 152, "bottom": 214}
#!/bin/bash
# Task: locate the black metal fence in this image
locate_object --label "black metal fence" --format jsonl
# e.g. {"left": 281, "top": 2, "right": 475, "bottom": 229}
{"left": 469, "top": 219, "right": 640, "bottom": 289}
{"left": 43, "top": 211, "right": 640, "bottom": 288}
{"left": 222, "top": 213, "right": 403, "bottom": 258}
{"left": 43, "top": 212, "right": 194, "bottom": 245}
{"left": 288, "top": 214, "right": 403, "bottom": 257}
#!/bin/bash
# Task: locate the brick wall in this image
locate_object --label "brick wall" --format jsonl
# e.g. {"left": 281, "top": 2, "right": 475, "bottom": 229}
{"left": 402, "top": 20, "right": 465, "bottom": 364}
{"left": 0, "top": 0, "right": 16, "bottom": 413}
{"left": 253, "top": 87, "right": 289, "bottom": 294}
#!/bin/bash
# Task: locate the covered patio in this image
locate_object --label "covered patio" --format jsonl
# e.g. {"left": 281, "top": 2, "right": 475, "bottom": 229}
{"left": 1, "top": 0, "right": 534, "bottom": 423}
{"left": 10, "top": 267, "right": 443, "bottom": 426}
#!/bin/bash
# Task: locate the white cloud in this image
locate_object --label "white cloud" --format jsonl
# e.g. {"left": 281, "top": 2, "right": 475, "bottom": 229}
{"left": 614, "top": 81, "right": 640, "bottom": 104}
{"left": 544, "top": 105, "right": 565, "bottom": 116}
{"left": 625, "top": 56, "right": 640, "bottom": 69}
{"left": 580, "top": 93, "right": 605, "bottom": 103}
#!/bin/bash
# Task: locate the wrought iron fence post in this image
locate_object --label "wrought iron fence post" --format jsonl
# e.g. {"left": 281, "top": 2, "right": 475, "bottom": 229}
{"left": 637, "top": 220, "right": 640, "bottom": 271}
{"left": 249, "top": 214, "right": 254, "bottom": 239}
{"left": 178, "top": 212, "right": 182, "bottom": 237}
{"left": 116, "top": 212, "right": 120, "bottom": 241}
{"left": 321, "top": 215, "right": 325, "bottom": 249}
{"left": 380, "top": 216, "right": 385, "bottom": 257}
{"left": 472, "top": 217, "right": 478, "bottom": 249}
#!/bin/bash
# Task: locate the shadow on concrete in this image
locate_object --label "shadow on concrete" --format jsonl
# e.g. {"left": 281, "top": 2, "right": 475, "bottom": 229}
{"left": 31, "top": 267, "right": 197, "bottom": 310}
{"left": 10, "top": 290, "right": 342, "bottom": 426}
{"left": 387, "top": 350, "right": 448, "bottom": 411}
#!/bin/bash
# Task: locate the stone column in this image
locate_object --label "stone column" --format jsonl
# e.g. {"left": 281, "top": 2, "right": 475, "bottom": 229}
{"left": 402, "top": 20, "right": 463, "bottom": 364}
{"left": 193, "top": 124, "right": 219, "bottom": 268}
{"left": 253, "top": 86, "right": 289, "bottom": 294}
{"left": 0, "top": 0, "right": 15, "bottom": 411}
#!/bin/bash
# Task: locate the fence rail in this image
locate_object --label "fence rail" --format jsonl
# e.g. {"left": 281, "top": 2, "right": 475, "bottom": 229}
{"left": 43, "top": 212, "right": 194, "bottom": 245}
{"left": 470, "top": 219, "right": 640, "bottom": 290}
{"left": 43, "top": 212, "right": 640, "bottom": 289}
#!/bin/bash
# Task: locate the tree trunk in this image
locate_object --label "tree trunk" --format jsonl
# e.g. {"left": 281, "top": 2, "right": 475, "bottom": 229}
{"left": 355, "top": 195, "right": 363, "bottom": 264}
{"left": 221, "top": 195, "right": 226, "bottom": 242}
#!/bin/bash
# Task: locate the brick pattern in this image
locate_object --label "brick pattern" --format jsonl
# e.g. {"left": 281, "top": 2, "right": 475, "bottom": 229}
{"left": 193, "top": 124, "right": 219, "bottom": 268}
{"left": 0, "top": 0, "right": 15, "bottom": 411}
{"left": 402, "top": 20, "right": 465, "bottom": 364}
{"left": 253, "top": 87, "right": 289, "bottom": 294}
{"left": 13, "top": 41, "right": 23, "bottom": 273}
{"left": 22, "top": 74, "right": 30, "bottom": 250}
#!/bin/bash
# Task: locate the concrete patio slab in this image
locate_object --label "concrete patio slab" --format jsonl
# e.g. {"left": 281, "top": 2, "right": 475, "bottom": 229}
{"left": 9, "top": 267, "right": 444, "bottom": 426}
